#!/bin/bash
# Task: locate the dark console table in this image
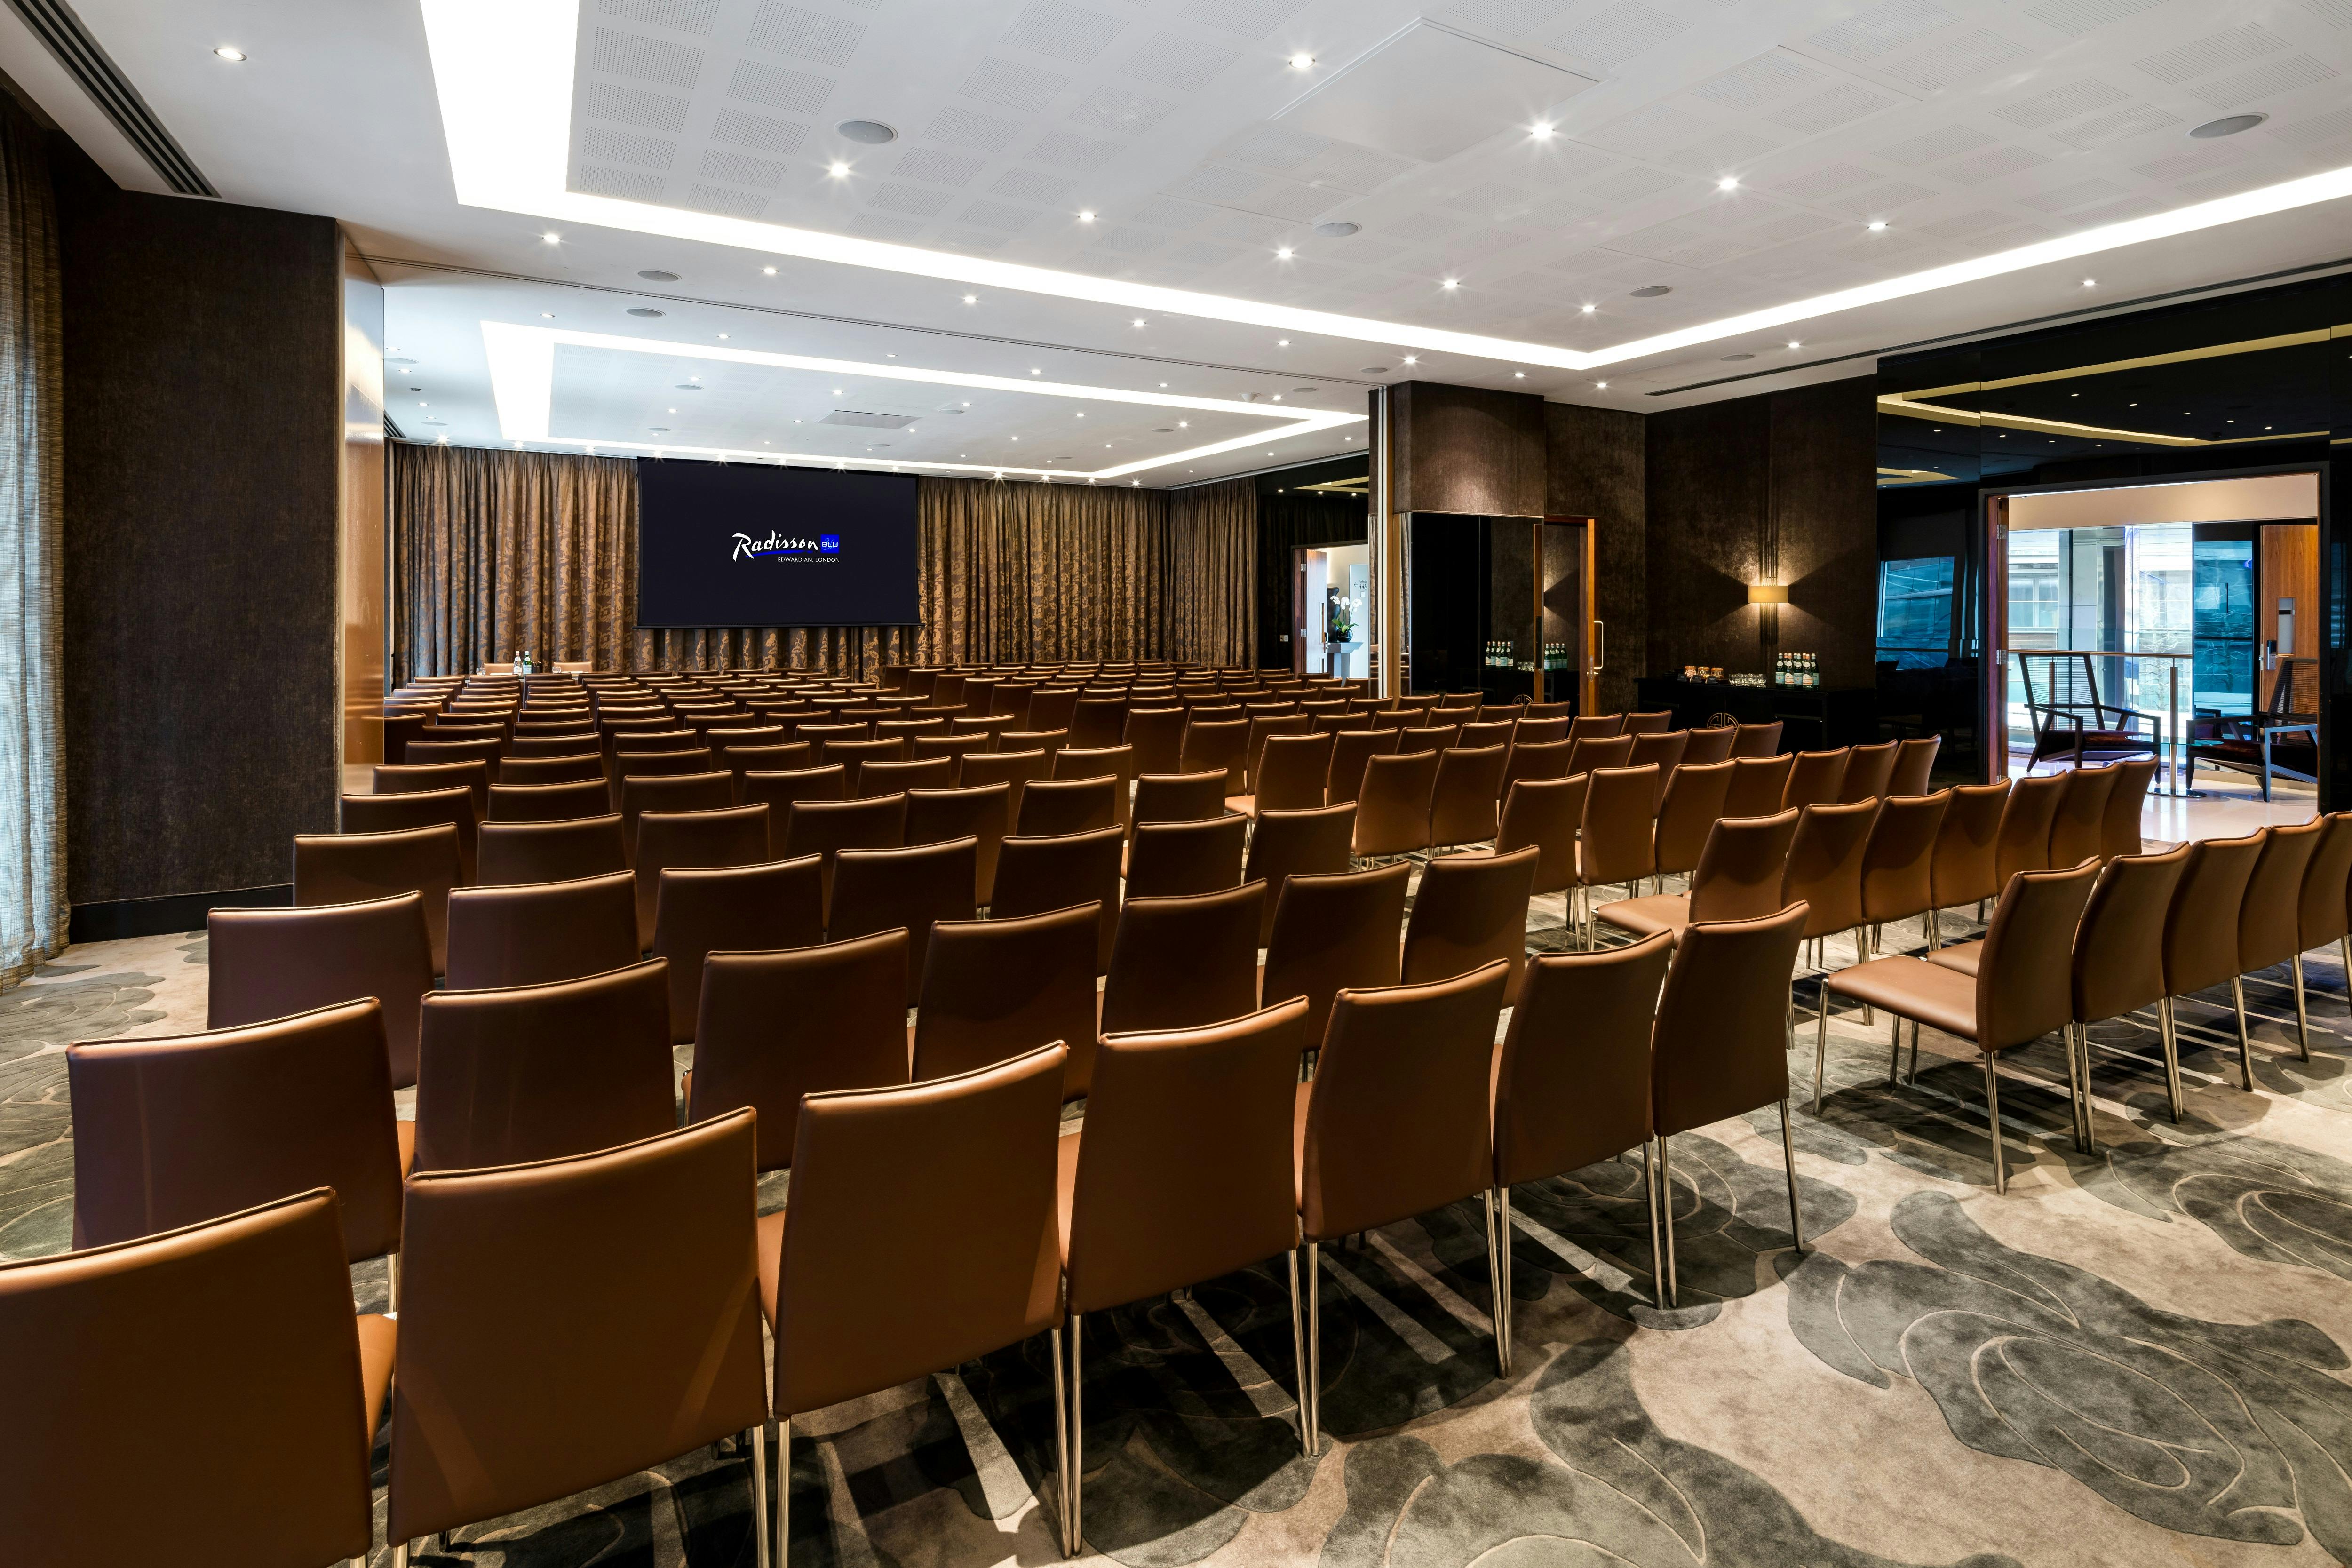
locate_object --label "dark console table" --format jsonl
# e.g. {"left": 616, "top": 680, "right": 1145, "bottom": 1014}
{"left": 1633, "top": 678, "right": 1878, "bottom": 751}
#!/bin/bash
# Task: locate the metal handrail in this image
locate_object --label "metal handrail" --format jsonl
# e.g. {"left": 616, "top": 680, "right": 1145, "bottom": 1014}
{"left": 1997, "top": 646, "right": 2196, "bottom": 796}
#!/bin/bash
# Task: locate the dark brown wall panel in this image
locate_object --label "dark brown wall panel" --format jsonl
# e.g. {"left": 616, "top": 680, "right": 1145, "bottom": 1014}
{"left": 1645, "top": 396, "right": 1770, "bottom": 681}
{"left": 1545, "top": 402, "right": 1646, "bottom": 711}
{"left": 1770, "top": 377, "right": 1881, "bottom": 689}
{"left": 1392, "top": 381, "right": 1546, "bottom": 517}
{"left": 56, "top": 142, "right": 342, "bottom": 906}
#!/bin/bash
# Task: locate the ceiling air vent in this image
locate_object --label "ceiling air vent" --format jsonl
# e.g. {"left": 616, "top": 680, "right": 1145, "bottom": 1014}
{"left": 6, "top": 0, "right": 217, "bottom": 196}
{"left": 819, "top": 410, "right": 918, "bottom": 429}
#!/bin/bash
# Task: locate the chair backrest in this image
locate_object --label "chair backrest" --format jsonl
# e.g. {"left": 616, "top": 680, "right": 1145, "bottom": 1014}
{"left": 506, "top": 733, "right": 601, "bottom": 763}
{"left": 2047, "top": 764, "right": 2119, "bottom": 868}
{"left": 992, "top": 824, "right": 1124, "bottom": 971}
{"left": 1254, "top": 731, "right": 1334, "bottom": 812}
{"left": 1510, "top": 716, "right": 1568, "bottom": 746}
{"left": 1781, "top": 800, "right": 1879, "bottom": 938}
{"left": 1889, "top": 735, "right": 1941, "bottom": 796}
{"left": 1680, "top": 725, "right": 1737, "bottom": 766}
{"left": 68, "top": 998, "right": 402, "bottom": 1263}
{"left": 1993, "top": 771, "right": 2068, "bottom": 888}
{"left": 1722, "top": 752, "right": 1795, "bottom": 817}
{"left": 771, "top": 1043, "right": 1065, "bottom": 1415}
{"left": 827, "top": 837, "right": 979, "bottom": 1003}
{"left": 1066, "top": 998, "right": 1311, "bottom": 1313}
{"left": 1977, "top": 859, "right": 2102, "bottom": 1052}
{"left": 1131, "top": 768, "right": 1228, "bottom": 828}
{"left": 1242, "top": 803, "right": 1356, "bottom": 945}
{"left": 620, "top": 770, "right": 735, "bottom": 848}
{"left": 1626, "top": 731, "right": 1688, "bottom": 796}
{"left": 914, "top": 903, "right": 1101, "bottom": 1099}
{"left": 1123, "top": 705, "right": 1187, "bottom": 773}
{"left": 856, "top": 755, "right": 955, "bottom": 799}
{"left": 487, "top": 778, "right": 610, "bottom": 823}
{"left": 476, "top": 813, "right": 627, "bottom": 886}
{"left": 1652, "top": 759, "right": 1736, "bottom": 876}
{"left": 1351, "top": 748, "right": 1441, "bottom": 858}
{"left": 1568, "top": 713, "right": 1625, "bottom": 740}
{"left": 405, "top": 736, "right": 504, "bottom": 775}
{"left": 904, "top": 780, "right": 1010, "bottom": 904}
{"left": 209, "top": 894, "right": 434, "bottom": 1089}
{"left": 831, "top": 736, "right": 912, "bottom": 792}
{"left": 2296, "top": 811, "right": 2352, "bottom": 950}
{"left": 1621, "top": 710, "right": 1673, "bottom": 736}
{"left": 294, "top": 822, "right": 460, "bottom": 974}
{"left": 688, "top": 931, "right": 910, "bottom": 1170}
{"left": 1071, "top": 697, "right": 1128, "bottom": 748}
{"left": 1652, "top": 903, "right": 1808, "bottom": 1136}
{"left": 1127, "top": 813, "right": 1248, "bottom": 898}
{"left": 1327, "top": 726, "right": 1401, "bottom": 805}
{"left": 387, "top": 1115, "right": 768, "bottom": 1545}
{"left": 445, "top": 871, "right": 638, "bottom": 992}
{"left": 652, "top": 856, "right": 825, "bottom": 1043}
{"left": 0, "top": 1190, "right": 380, "bottom": 1565}
{"left": 723, "top": 742, "right": 816, "bottom": 786}
{"left": 2074, "top": 844, "right": 2192, "bottom": 1025}
{"left": 1684, "top": 807, "right": 1802, "bottom": 924}
{"left": 1780, "top": 748, "right": 1849, "bottom": 810}
{"left": 1576, "top": 763, "right": 1661, "bottom": 887}
{"left": 1016, "top": 774, "right": 1118, "bottom": 836}
{"left": 1427, "top": 743, "right": 1510, "bottom": 847}
{"left": 795, "top": 719, "right": 872, "bottom": 758}
{"left": 784, "top": 793, "right": 907, "bottom": 918}
{"left": 1398, "top": 722, "right": 1462, "bottom": 756}
{"left": 634, "top": 803, "right": 771, "bottom": 948}
{"left": 1929, "top": 780, "right": 2010, "bottom": 910}
{"left": 1102, "top": 882, "right": 1265, "bottom": 1036}
{"left": 1299, "top": 963, "right": 1510, "bottom": 1241}
{"left": 1497, "top": 773, "right": 1587, "bottom": 896}
{"left": 2096, "top": 755, "right": 2156, "bottom": 860}
{"left": 2161, "top": 829, "right": 2266, "bottom": 996}
{"left": 342, "top": 786, "right": 477, "bottom": 881}
{"left": 1564, "top": 734, "right": 1635, "bottom": 776}
{"left": 1402, "top": 846, "right": 1538, "bottom": 1002}
{"left": 742, "top": 762, "right": 846, "bottom": 825}
{"left": 1459, "top": 718, "right": 1517, "bottom": 751}
{"left": 1835, "top": 740, "right": 1899, "bottom": 803}
{"left": 1244, "top": 712, "right": 1312, "bottom": 791}
{"left": 2240, "top": 814, "right": 2326, "bottom": 971}
{"left": 1858, "top": 789, "right": 1950, "bottom": 925}
{"left": 1494, "top": 935, "right": 1674, "bottom": 1188}
{"left": 959, "top": 747, "right": 1052, "bottom": 820}
{"left": 412, "top": 959, "right": 676, "bottom": 1174}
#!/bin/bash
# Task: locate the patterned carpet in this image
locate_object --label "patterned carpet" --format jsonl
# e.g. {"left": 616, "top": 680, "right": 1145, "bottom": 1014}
{"left": 5, "top": 873, "right": 2352, "bottom": 1568}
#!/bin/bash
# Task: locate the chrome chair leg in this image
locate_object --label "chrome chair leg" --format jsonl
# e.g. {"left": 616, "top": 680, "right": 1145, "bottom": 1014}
{"left": 385, "top": 1250, "right": 399, "bottom": 1314}
{"left": 1496, "top": 1186, "right": 1515, "bottom": 1363}
{"left": 1482, "top": 1188, "right": 1508, "bottom": 1377}
{"left": 1657, "top": 1136, "right": 1679, "bottom": 1306}
{"left": 775, "top": 1415, "right": 791, "bottom": 1568}
{"left": 2231, "top": 975, "right": 2255, "bottom": 1090}
{"left": 1886, "top": 1012, "right": 1902, "bottom": 1085}
{"left": 751, "top": 1423, "right": 772, "bottom": 1568}
{"left": 2063, "top": 1022, "right": 2092, "bottom": 1154}
{"left": 1778, "top": 1099, "right": 1804, "bottom": 1253}
{"left": 1641, "top": 1140, "right": 1665, "bottom": 1309}
{"left": 1982, "top": 1053, "right": 2007, "bottom": 1194}
{"left": 1857, "top": 926, "right": 1874, "bottom": 1026}
{"left": 1906, "top": 1019, "right": 1921, "bottom": 1084}
{"left": 1067, "top": 1313, "right": 1083, "bottom": 1552}
{"left": 1305, "top": 1243, "right": 1322, "bottom": 1454}
{"left": 1050, "top": 1326, "right": 1071, "bottom": 1555}
{"left": 1285, "top": 1249, "right": 1308, "bottom": 1454}
{"left": 2293, "top": 954, "right": 2312, "bottom": 1062}
{"left": 1812, "top": 999, "right": 1832, "bottom": 1114}
{"left": 391, "top": 1545, "right": 408, "bottom": 1568}
{"left": 1926, "top": 907, "right": 1943, "bottom": 951}
{"left": 2158, "top": 995, "right": 2184, "bottom": 1120}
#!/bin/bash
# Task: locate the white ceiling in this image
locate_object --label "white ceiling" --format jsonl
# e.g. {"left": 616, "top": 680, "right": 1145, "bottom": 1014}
{"left": 8, "top": 0, "right": 2351, "bottom": 482}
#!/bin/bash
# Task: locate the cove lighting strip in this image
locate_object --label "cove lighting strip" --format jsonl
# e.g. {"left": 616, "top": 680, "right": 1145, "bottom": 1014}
{"left": 425, "top": 0, "right": 2352, "bottom": 375}
{"left": 481, "top": 322, "right": 1360, "bottom": 479}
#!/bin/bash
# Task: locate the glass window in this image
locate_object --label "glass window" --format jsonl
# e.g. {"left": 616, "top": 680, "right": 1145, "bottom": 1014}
{"left": 1876, "top": 555, "right": 1954, "bottom": 670}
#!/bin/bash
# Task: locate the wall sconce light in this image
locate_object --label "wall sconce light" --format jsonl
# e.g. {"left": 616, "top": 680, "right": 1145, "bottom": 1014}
{"left": 1747, "top": 583, "right": 1788, "bottom": 605}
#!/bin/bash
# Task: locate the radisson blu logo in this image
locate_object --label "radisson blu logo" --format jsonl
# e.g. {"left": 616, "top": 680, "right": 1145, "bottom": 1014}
{"left": 733, "top": 531, "right": 842, "bottom": 561}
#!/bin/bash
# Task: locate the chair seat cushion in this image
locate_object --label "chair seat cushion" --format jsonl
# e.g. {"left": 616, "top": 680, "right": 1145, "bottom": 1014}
{"left": 1594, "top": 893, "right": 1689, "bottom": 941}
{"left": 1824, "top": 955, "right": 1979, "bottom": 1041}
{"left": 1927, "top": 939, "right": 1982, "bottom": 977}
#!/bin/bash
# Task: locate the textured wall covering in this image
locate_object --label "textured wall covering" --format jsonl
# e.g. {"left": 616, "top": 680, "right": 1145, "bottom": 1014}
{"left": 1166, "top": 478, "right": 1256, "bottom": 666}
{"left": 56, "top": 142, "right": 342, "bottom": 907}
{"left": 1391, "top": 382, "right": 1547, "bottom": 517}
{"left": 1546, "top": 403, "right": 1647, "bottom": 713}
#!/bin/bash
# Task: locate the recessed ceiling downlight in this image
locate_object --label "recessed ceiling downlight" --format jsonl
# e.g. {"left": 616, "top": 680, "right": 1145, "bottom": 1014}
{"left": 2190, "top": 113, "right": 2266, "bottom": 139}
{"left": 837, "top": 120, "right": 898, "bottom": 145}
{"left": 1629, "top": 285, "right": 1672, "bottom": 298}
{"left": 636, "top": 269, "right": 679, "bottom": 281}
{"left": 1313, "top": 221, "right": 1360, "bottom": 238}
{"left": 626, "top": 307, "right": 665, "bottom": 317}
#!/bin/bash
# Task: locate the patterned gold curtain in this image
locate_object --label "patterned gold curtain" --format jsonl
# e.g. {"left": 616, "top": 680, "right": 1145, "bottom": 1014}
{"left": 395, "top": 448, "right": 1250, "bottom": 676}
{"left": 0, "top": 99, "right": 63, "bottom": 988}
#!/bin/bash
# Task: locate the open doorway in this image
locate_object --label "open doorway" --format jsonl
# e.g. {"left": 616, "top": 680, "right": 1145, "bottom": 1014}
{"left": 1294, "top": 541, "right": 1370, "bottom": 679}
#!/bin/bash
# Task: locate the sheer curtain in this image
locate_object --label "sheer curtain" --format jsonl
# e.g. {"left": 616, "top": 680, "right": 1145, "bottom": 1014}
{"left": 0, "top": 101, "right": 62, "bottom": 986}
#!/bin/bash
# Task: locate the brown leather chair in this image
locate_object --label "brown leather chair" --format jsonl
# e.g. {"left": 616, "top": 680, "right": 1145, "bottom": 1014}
{"left": 1780, "top": 748, "right": 1848, "bottom": 810}
{"left": 2156, "top": 829, "right": 2268, "bottom": 1092}
{"left": 1427, "top": 744, "right": 1510, "bottom": 847}
{"left": 1327, "top": 726, "right": 1401, "bottom": 806}
{"left": 1596, "top": 808, "right": 1801, "bottom": 947}
{"left": 405, "top": 736, "right": 504, "bottom": 778}
{"left": 2097, "top": 755, "right": 2157, "bottom": 860}
{"left": 1352, "top": 748, "right": 1440, "bottom": 858}
{"left": 1563, "top": 734, "right": 1636, "bottom": 777}
{"left": 412, "top": 959, "right": 676, "bottom": 1175}
{"left": 1053, "top": 744, "right": 1136, "bottom": 827}
{"left": 612, "top": 746, "right": 719, "bottom": 788}
{"left": 1626, "top": 731, "right": 1688, "bottom": 797}
{"left": 1510, "top": 716, "right": 1568, "bottom": 746}
{"left": 783, "top": 793, "right": 907, "bottom": 920}
{"left": 294, "top": 823, "right": 461, "bottom": 975}
{"left": 1498, "top": 773, "right": 1587, "bottom": 898}
{"left": 1501, "top": 738, "right": 1571, "bottom": 793}
{"left": 652, "top": 856, "right": 825, "bottom": 1043}
{"left": 1123, "top": 705, "right": 1187, "bottom": 774}
{"left": 856, "top": 755, "right": 955, "bottom": 799}
{"left": 495, "top": 752, "right": 606, "bottom": 787}
{"left": 744, "top": 763, "right": 849, "bottom": 837}
{"left": 1072, "top": 697, "right": 1128, "bottom": 749}
{"left": 2047, "top": 763, "right": 2119, "bottom": 868}
{"left": 342, "top": 786, "right": 478, "bottom": 883}
{"left": 1783, "top": 800, "right": 1879, "bottom": 982}
{"left": 687, "top": 931, "right": 911, "bottom": 1170}
{"left": 828, "top": 838, "right": 979, "bottom": 1004}
{"left": 476, "top": 813, "right": 628, "bottom": 886}
{"left": 1836, "top": 740, "right": 1900, "bottom": 803}
{"left": 1102, "top": 882, "right": 1264, "bottom": 1037}
{"left": 1243, "top": 804, "right": 1356, "bottom": 945}
{"left": 620, "top": 770, "right": 735, "bottom": 852}
{"left": 1924, "top": 780, "right": 2009, "bottom": 944}
{"left": 1571, "top": 764, "right": 1660, "bottom": 943}
{"left": 961, "top": 747, "right": 1052, "bottom": 823}
{"left": 2242, "top": 815, "right": 2325, "bottom": 1066}
{"left": 2297, "top": 812, "right": 2352, "bottom": 1058}
{"left": 795, "top": 719, "right": 872, "bottom": 759}
{"left": 1241, "top": 712, "right": 1312, "bottom": 794}
{"left": 1404, "top": 846, "right": 1537, "bottom": 1004}
{"left": 445, "top": 871, "right": 639, "bottom": 991}
{"left": 994, "top": 826, "right": 1125, "bottom": 972}
{"left": 1126, "top": 813, "right": 1248, "bottom": 898}
{"left": 635, "top": 803, "right": 771, "bottom": 948}
{"left": 1652, "top": 759, "right": 1736, "bottom": 882}
{"left": 2058, "top": 845, "right": 2194, "bottom": 1125}
{"left": 1131, "top": 768, "right": 1228, "bottom": 830}
{"left": 829, "top": 735, "right": 911, "bottom": 791}
{"left": 1679, "top": 725, "right": 1737, "bottom": 766}
{"left": 68, "top": 998, "right": 405, "bottom": 1277}
{"left": 208, "top": 894, "right": 434, "bottom": 1091}
{"left": 912, "top": 731, "right": 993, "bottom": 771}
{"left": 1298, "top": 962, "right": 1511, "bottom": 1435}
{"left": 1018, "top": 775, "right": 1119, "bottom": 836}
{"left": 0, "top": 1190, "right": 392, "bottom": 1568}
{"left": 386, "top": 1116, "right": 770, "bottom": 1563}
{"left": 1491, "top": 935, "right": 1677, "bottom": 1329}
{"left": 915, "top": 903, "right": 1101, "bottom": 1099}
{"left": 765, "top": 1046, "right": 1068, "bottom": 1567}
{"left": 1621, "top": 710, "right": 1673, "bottom": 736}
{"left": 1826, "top": 860, "right": 2100, "bottom": 1189}
{"left": 1252, "top": 731, "right": 1335, "bottom": 813}
{"left": 1889, "top": 735, "right": 1941, "bottom": 797}
{"left": 723, "top": 740, "right": 815, "bottom": 790}
{"left": 1026, "top": 689, "right": 1080, "bottom": 732}
{"left": 1062, "top": 998, "right": 1316, "bottom": 1525}
{"left": 1651, "top": 902, "right": 1810, "bottom": 1300}
{"left": 1723, "top": 752, "right": 1795, "bottom": 817}
{"left": 1856, "top": 790, "right": 1949, "bottom": 965}
{"left": 487, "top": 778, "right": 611, "bottom": 823}
{"left": 1458, "top": 717, "right": 1517, "bottom": 753}
{"left": 1993, "top": 771, "right": 2067, "bottom": 889}
{"left": 1568, "top": 712, "right": 1625, "bottom": 740}
{"left": 906, "top": 781, "right": 1011, "bottom": 904}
